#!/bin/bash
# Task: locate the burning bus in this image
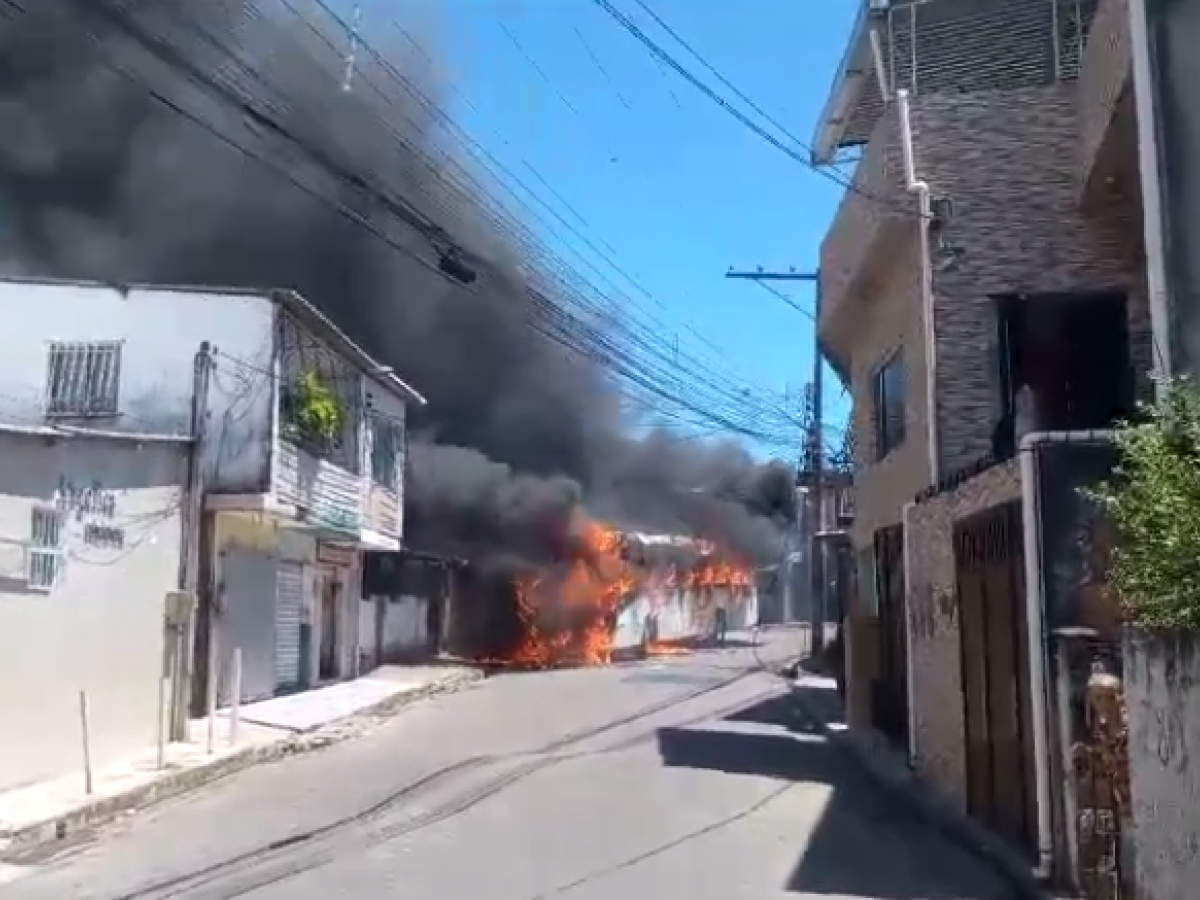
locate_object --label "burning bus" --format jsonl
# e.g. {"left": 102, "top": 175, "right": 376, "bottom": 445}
{"left": 445, "top": 523, "right": 756, "bottom": 669}
{"left": 613, "top": 532, "right": 757, "bottom": 653}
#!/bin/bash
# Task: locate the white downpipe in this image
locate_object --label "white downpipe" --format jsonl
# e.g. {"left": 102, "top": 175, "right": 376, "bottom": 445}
{"left": 900, "top": 501, "right": 918, "bottom": 769}
{"left": 1127, "top": 0, "right": 1174, "bottom": 387}
{"left": 897, "top": 89, "right": 940, "bottom": 484}
{"left": 1018, "top": 429, "right": 1117, "bottom": 880}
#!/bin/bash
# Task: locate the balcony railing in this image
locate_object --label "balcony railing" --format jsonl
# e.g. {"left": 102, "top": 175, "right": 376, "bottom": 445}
{"left": 1076, "top": 0, "right": 1132, "bottom": 190}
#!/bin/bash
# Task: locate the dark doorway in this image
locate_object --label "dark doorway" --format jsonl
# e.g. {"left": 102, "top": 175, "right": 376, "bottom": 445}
{"left": 993, "top": 293, "right": 1135, "bottom": 456}
{"left": 872, "top": 523, "right": 908, "bottom": 746}
{"left": 954, "top": 501, "right": 1036, "bottom": 857}
{"left": 319, "top": 572, "right": 341, "bottom": 681}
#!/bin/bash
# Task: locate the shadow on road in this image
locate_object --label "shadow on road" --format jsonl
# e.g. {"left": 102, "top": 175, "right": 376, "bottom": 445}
{"left": 654, "top": 680, "right": 1009, "bottom": 899}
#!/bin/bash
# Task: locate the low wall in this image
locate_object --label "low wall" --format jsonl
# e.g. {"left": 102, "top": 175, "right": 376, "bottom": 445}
{"left": 359, "top": 595, "right": 430, "bottom": 667}
{"left": 906, "top": 458, "right": 1021, "bottom": 808}
{"left": 1125, "top": 630, "right": 1200, "bottom": 900}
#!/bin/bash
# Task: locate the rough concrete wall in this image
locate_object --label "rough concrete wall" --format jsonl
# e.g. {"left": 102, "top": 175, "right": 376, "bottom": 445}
{"left": 916, "top": 84, "right": 1146, "bottom": 473}
{"left": 819, "top": 112, "right": 907, "bottom": 351}
{"left": 906, "top": 459, "right": 1023, "bottom": 809}
{"left": 1077, "top": 0, "right": 1132, "bottom": 185}
{"left": 843, "top": 235, "right": 932, "bottom": 733}
{"left": 849, "top": 233, "right": 932, "bottom": 553}
{"left": 846, "top": 615, "right": 882, "bottom": 731}
{"left": 1124, "top": 629, "right": 1200, "bottom": 900}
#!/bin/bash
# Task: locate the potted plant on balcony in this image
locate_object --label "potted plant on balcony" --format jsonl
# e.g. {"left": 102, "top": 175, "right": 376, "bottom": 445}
{"left": 282, "top": 369, "right": 345, "bottom": 455}
{"left": 1090, "top": 379, "right": 1200, "bottom": 900}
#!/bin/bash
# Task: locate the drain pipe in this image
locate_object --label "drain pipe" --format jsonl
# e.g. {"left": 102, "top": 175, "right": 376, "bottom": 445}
{"left": 897, "top": 88, "right": 940, "bottom": 485}
{"left": 1127, "top": 0, "right": 1174, "bottom": 387}
{"left": 901, "top": 500, "right": 919, "bottom": 769}
{"left": 1018, "top": 429, "right": 1117, "bottom": 880}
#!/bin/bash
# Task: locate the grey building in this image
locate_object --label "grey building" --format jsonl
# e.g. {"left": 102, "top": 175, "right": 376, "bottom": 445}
{"left": 814, "top": 0, "right": 1148, "bottom": 871}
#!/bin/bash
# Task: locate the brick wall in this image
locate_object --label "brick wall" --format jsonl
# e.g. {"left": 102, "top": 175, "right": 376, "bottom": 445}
{"left": 906, "top": 458, "right": 1023, "bottom": 808}
{"left": 914, "top": 84, "right": 1148, "bottom": 473}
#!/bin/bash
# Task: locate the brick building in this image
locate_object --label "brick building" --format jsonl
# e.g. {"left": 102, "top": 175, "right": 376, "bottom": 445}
{"left": 814, "top": 0, "right": 1146, "bottom": 871}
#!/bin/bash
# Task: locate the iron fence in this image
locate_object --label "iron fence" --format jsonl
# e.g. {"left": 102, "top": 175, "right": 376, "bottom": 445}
{"left": 1060, "top": 637, "right": 1130, "bottom": 900}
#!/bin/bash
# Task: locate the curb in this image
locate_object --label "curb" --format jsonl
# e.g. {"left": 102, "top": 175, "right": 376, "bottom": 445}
{"left": 0, "top": 668, "right": 484, "bottom": 861}
{"left": 786, "top": 682, "right": 1053, "bottom": 900}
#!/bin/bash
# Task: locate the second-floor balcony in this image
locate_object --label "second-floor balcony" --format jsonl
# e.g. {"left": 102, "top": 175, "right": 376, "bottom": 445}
{"left": 268, "top": 301, "right": 416, "bottom": 551}
{"left": 818, "top": 113, "right": 907, "bottom": 360}
{"left": 1076, "top": 0, "right": 1134, "bottom": 196}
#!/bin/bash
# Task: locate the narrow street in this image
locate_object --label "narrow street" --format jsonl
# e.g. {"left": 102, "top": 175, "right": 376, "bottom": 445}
{"left": 2, "top": 632, "right": 1014, "bottom": 900}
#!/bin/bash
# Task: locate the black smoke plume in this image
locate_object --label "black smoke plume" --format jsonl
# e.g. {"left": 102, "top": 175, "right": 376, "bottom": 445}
{"left": 0, "top": 0, "right": 794, "bottom": 565}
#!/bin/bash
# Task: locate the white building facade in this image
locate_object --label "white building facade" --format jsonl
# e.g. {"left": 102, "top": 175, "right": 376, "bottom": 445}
{"left": 0, "top": 278, "right": 424, "bottom": 721}
{"left": 0, "top": 429, "right": 189, "bottom": 791}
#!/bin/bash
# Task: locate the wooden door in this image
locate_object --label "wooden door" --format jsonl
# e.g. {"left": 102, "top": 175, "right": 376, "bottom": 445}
{"left": 954, "top": 501, "right": 1036, "bottom": 857}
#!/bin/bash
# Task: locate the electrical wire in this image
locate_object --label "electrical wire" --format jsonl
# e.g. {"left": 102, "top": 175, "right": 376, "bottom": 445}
{"left": 588, "top": 0, "right": 910, "bottom": 215}
{"left": 99, "top": 0, "right": 803, "bottom": 439}
{"left": 7, "top": 1, "right": 802, "bottom": 445}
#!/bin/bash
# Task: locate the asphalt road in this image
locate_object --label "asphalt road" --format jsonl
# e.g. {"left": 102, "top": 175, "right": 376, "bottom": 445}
{"left": 2, "top": 631, "right": 1017, "bottom": 900}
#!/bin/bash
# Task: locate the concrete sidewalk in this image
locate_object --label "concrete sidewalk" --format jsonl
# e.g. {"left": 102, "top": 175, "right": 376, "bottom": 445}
{"left": 0, "top": 664, "right": 482, "bottom": 860}
{"left": 788, "top": 664, "right": 1054, "bottom": 900}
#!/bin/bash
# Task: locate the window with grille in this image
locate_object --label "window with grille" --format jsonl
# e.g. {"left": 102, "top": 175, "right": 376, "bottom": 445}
{"left": 369, "top": 416, "right": 399, "bottom": 488}
{"left": 45, "top": 341, "right": 122, "bottom": 417}
{"left": 28, "top": 506, "right": 64, "bottom": 591}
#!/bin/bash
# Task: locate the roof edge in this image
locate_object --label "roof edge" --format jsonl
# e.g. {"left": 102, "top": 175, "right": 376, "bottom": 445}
{"left": 811, "top": 0, "right": 885, "bottom": 165}
{"left": 0, "top": 277, "right": 428, "bottom": 407}
{"left": 269, "top": 289, "right": 427, "bottom": 407}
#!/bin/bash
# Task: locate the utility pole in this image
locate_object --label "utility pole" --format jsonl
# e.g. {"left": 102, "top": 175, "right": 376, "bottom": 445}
{"left": 725, "top": 268, "right": 825, "bottom": 647}
{"left": 172, "top": 341, "right": 212, "bottom": 742}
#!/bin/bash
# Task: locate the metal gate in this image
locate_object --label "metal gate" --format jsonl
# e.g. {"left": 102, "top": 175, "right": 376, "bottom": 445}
{"left": 954, "top": 500, "right": 1036, "bottom": 857}
{"left": 1067, "top": 640, "right": 1129, "bottom": 900}
{"left": 217, "top": 548, "right": 279, "bottom": 705}
{"left": 275, "top": 562, "right": 305, "bottom": 691}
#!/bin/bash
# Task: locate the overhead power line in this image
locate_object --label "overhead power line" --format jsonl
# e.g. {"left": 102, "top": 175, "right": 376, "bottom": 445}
{"left": 588, "top": 0, "right": 907, "bottom": 214}
{"left": 23, "top": 0, "right": 798, "bottom": 444}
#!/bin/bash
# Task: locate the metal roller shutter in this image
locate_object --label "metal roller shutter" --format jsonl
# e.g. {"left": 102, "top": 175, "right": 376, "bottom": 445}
{"left": 275, "top": 562, "right": 304, "bottom": 690}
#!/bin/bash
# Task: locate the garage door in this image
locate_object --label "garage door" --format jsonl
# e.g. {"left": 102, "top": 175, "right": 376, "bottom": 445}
{"left": 275, "top": 562, "right": 304, "bottom": 691}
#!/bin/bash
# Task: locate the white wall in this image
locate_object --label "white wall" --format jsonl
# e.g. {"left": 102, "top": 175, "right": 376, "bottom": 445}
{"left": 362, "top": 381, "right": 408, "bottom": 544}
{"left": 0, "top": 279, "right": 276, "bottom": 493}
{"left": 0, "top": 433, "right": 187, "bottom": 791}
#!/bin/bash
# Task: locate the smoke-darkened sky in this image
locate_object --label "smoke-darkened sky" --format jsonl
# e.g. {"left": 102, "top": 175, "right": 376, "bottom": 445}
{"left": 0, "top": 0, "right": 794, "bottom": 563}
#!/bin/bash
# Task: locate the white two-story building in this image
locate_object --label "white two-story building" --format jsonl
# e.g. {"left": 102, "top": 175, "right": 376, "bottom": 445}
{"left": 0, "top": 278, "right": 425, "bottom": 721}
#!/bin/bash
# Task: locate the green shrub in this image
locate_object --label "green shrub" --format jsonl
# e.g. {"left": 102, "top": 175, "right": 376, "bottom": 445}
{"left": 287, "top": 370, "right": 344, "bottom": 447}
{"left": 1090, "top": 380, "right": 1200, "bottom": 630}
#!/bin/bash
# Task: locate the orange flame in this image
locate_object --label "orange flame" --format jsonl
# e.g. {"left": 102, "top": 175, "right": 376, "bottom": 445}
{"left": 504, "top": 521, "right": 635, "bottom": 668}
{"left": 493, "top": 524, "right": 757, "bottom": 669}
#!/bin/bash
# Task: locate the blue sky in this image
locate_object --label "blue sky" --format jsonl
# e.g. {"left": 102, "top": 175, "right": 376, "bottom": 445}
{"left": 356, "top": 0, "right": 857, "bottom": 460}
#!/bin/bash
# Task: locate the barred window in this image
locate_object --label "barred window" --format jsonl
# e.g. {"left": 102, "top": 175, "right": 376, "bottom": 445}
{"left": 369, "top": 416, "right": 399, "bottom": 487}
{"left": 46, "top": 341, "right": 122, "bottom": 417}
{"left": 28, "top": 506, "right": 64, "bottom": 591}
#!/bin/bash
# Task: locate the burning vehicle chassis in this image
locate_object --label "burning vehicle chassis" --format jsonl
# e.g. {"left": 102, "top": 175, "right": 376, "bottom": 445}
{"left": 446, "top": 526, "right": 755, "bottom": 671}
